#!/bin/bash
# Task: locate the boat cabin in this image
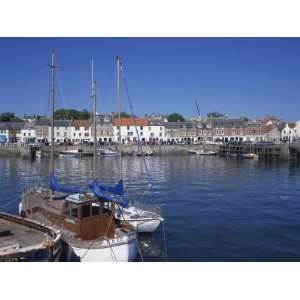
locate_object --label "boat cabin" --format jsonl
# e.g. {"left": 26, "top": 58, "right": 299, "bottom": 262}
{"left": 62, "top": 194, "right": 117, "bottom": 240}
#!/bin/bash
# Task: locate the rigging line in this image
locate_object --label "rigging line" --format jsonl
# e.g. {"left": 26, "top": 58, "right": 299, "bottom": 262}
{"left": 56, "top": 68, "right": 70, "bottom": 120}
{"left": 120, "top": 66, "right": 151, "bottom": 178}
{"left": 116, "top": 203, "right": 144, "bottom": 262}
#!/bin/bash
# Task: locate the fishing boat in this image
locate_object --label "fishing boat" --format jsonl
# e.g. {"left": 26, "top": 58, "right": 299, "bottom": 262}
{"left": 19, "top": 53, "right": 138, "bottom": 262}
{"left": 0, "top": 211, "right": 63, "bottom": 262}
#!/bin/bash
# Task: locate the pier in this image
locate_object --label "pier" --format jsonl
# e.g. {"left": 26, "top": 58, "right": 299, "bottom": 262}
{"left": 219, "top": 143, "right": 290, "bottom": 159}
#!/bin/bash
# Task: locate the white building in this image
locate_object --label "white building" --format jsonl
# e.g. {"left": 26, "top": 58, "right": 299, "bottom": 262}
{"left": 281, "top": 121, "right": 300, "bottom": 142}
{"left": 49, "top": 120, "right": 72, "bottom": 143}
{"left": 70, "top": 119, "right": 91, "bottom": 144}
{"left": 112, "top": 118, "right": 165, "bottom": 144}
{"left": 20, "top": 121, "right": 36, "bottom": 143}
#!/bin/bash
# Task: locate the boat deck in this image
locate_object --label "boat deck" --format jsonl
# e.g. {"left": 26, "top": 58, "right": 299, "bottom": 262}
{"left": 0, "top": 218, "right": 46, "bottom": 250}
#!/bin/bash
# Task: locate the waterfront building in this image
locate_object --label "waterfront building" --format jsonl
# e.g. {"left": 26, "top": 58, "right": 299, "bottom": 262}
{"left": 211, "top": 118, "right": 245, "bottom": 142}
{"left": 35, "top": 119, "right": 50, "bottom": 143}
{"left": 281, "top": 121, "right": 300, "bottom": 142}
{"left": 48, "top": 120, "right": 72, "bottom": 143}
{"left": 20, "top": 121, "right": 36, "bottom": 143}
{"left": 165, "top": 122, "right": 198, "bottom": 143}
{"left": 70, "top": 119, "right": 91, "bottom": 144}
{"left": 0, "top": 122, "right": 24, "bottom": 143}
{"left": 112, "top": 118, "right": 164, "bottom": 144}
{"left": 96, "top": 113, "right": 114, "bottom": 143}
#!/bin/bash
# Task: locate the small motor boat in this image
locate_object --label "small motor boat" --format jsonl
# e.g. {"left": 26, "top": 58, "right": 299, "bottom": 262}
{"left": 115, "top": 205, "right": 164, "bottom": 233}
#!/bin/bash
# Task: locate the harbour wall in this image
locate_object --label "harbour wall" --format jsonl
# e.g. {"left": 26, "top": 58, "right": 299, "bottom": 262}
{"left": 0, "top": 144, "right": 34, "bottom": 159}
{"left": 0, "top": 143, "right": 292, "bottom": 160}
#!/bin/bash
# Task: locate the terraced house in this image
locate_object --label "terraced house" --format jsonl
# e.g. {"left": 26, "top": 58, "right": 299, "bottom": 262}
{"left": 113, "top": 118, "right": 164, "bottom": 144}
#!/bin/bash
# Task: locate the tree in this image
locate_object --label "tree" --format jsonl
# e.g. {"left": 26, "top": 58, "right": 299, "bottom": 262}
{"left": 54, "top": 109, "right": 91, "bottom": 120}
{"left": 112, "top": 111, "right": 132, "bottom": 118}
{"left": 207, "top": 112, "right": 226, "bottom": 118}
{"left": 167, "top": 113, "right": 185, "bottom": 122}
{"left": 0, "top": 112, "right": 22, "bottom": 122}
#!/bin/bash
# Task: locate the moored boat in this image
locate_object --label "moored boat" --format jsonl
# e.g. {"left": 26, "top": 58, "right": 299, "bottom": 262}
{"left": 19, "top": 52, "right": 138, "bottom": 262}
{"left": 0, "top": 211, "right": 63, "bottom": 262}
{"left": 196, "top": 150, "right": 217, "bottom": 155}
{"left": 241, "top": 153, "right": 258, "bottom": 159}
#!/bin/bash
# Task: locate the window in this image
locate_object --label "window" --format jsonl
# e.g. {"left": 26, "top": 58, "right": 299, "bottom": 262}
{"left": 140, "top": 126, "right": 143, "bottom": 130}
{"left": 73, "top": 133, "right": 76, "bottom": 137}
{"left": 127, "top": 126, "right": 130, "bottom": 130}
{"left": 75, "top": 126, "right": 79, "bottom": 131}
{"left": 57, "top": 132, "right": 60, "bottom": 137}
{"left": 79, "top": 133, "right": 81, "bottom": 137}
{"left": 23, "top": 132, "right": 26, "bottom": 136}
{"left": 84, "top": 132, "right": 89, "bottom": 137}
{"left": 140, "top": 132, "right": 143, "bottom": 136}
{"left": 160, "top": 127, "right": 163, "bottom": 131}
{"left": 85, "top": 126, "right": 89, "bottom": 131}
{"left": 159, "top": 132, "right": 162, "bottom": 137}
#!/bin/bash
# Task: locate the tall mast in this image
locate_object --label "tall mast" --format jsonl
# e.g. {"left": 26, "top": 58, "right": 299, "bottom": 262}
{"left": 116, "top": 56, "right": 123, "bottom": 180}
{"left": 50, "top": 51, "right": 56, "bottom": 176}
{"left": 92, "top": 60, "right": 97, "bottom": 179}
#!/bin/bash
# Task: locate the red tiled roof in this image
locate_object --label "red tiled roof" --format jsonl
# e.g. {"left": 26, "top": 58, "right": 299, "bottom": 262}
{"left": 112, "top": 118, "right": 147, "bottom": 126}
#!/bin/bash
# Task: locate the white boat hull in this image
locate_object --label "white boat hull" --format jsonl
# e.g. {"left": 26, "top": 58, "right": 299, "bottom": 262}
{"left": 116, "top": 206, "right": 164, "bottom": 233}
{"left": 71, "top": 236, "right": 137, "bottom": 262}
{"left": 126, "top": 218, "right": 162, "bottom": 233}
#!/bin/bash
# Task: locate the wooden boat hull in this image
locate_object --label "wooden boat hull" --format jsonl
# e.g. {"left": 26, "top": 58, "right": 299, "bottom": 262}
{"left": 0, "top": 212, "right": 63, "bottom": 262}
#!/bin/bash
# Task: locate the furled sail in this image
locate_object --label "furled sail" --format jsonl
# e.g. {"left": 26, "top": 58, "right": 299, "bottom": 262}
{"left": 92, "top": 179, "right": 124, "bottom": 196}
{"left": 49, "top": 173, "right": 85, "bottom": 194}
{"left": 88, "top": 179, "right": 128, "bottom": 207}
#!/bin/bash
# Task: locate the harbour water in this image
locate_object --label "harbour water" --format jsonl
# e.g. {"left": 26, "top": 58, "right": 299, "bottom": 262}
{"left": 1, "top": 155, "right": 300, "bottom": 261}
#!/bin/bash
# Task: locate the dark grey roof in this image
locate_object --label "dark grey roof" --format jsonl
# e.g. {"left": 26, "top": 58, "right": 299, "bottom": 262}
{"left": 0, "top": 122, "right": 25, "bottom": 130}
{"left": 211, "top": 118, "right": 245, "bottom": 128}
{"left": 54, "top": 120, "right": 72, "bottom": 127}
{"left": 165, "top": 122, "right": 196, "bottom": 129}
{"left": 36, "top": 119, "right": 50, "bottom": 126}
{"left": 147, "top": 119, "right": 165, "bottom": 126}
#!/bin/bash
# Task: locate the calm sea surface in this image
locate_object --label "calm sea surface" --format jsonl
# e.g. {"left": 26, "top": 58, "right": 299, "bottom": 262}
{"left": 1, "top": 155, "right": 300, "bottom": 261}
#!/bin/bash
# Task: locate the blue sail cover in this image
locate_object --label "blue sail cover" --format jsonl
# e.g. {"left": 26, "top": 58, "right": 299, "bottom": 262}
{"left": 88, "top": 179, "right": 128, "bottom": 207}
{"left": 49, "top": 173, "right": 85, "bottom": 194}
{"left": 95, "top": 179, "right": 124, "bottom": 196}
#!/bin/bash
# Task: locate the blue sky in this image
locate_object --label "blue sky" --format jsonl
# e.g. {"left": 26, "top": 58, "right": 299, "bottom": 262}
{"left": 0, "top": 38, "right": 300, "bottom": 121}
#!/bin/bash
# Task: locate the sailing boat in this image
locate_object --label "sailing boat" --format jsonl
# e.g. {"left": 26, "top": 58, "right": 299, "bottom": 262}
{"left": 110, "top": 56, "right": 164, "bottom": 233}
{"left": 19, "top": 52, "right": 138, "bottom": 261}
